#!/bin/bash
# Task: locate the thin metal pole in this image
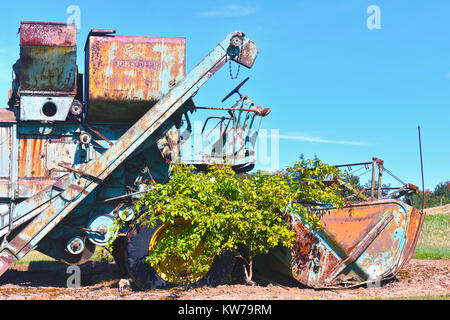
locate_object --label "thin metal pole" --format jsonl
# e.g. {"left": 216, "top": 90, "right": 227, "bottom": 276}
{"left": 418, "top": 126, "right": 425, "bottom": 215}
{"left": 370, "top": 159, "right": 376, "bottom": 198}
{"left": 377, "top": 163, "right": 383, "bottom": 199}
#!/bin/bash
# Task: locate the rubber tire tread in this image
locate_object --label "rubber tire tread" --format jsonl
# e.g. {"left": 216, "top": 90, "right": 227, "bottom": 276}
{"left": 111, "top": 236, "right": 129, "bottom": 277}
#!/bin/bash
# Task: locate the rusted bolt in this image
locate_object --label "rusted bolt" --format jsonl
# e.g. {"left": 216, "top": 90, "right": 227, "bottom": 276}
{"left": 169, "top": 79, "right": 177, "bottom": 88}
{"left": 79, "top": 132, "right": 92, "bottom": 145}
{"left": 70, "top": 100, "right": 83, "bottom": 116}
{"left": 71, "top": 242, "right": 80, "bottom": 251}
{"left": 97, "top": 225, "right": 107, "bottom": 236}
{"left": 230, "top": 35, "right": 243, "bottom": 48}
{"left": 67, "top": 237, "right": 85, "bottom": 255}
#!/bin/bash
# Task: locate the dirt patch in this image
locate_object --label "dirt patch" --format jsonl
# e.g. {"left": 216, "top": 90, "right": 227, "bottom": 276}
{"left": 425, "top": 204, "right": 450, "bottom": 216}
{"left": 0, "top": 259, "right": 448, "bottom": 300}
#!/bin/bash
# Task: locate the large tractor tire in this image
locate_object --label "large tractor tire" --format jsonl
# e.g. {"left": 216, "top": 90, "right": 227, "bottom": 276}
{"left": 123, "top": 220, "right": 235, "bottom": 290}
{"left": 110, "top": 236, "right": 129, "bottom": 277}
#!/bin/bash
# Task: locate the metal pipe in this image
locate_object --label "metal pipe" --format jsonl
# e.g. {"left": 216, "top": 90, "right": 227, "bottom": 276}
{"left": 377, "top": 163, "right": 384, "bottom": 199}
{"left": 333, "top": 161, "right": 373, "bottom": 168}
{"left": 195, "top": 106, "right": 260, "bottom": 113}
{"left": 370, "top": 159, "right": 377, "bottom": 198}
{"left": 418, "top": 126, "right": 425, "bottom": 215}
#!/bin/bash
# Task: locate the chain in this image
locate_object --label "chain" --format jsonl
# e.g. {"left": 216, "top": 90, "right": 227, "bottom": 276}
{"left": 228, "top": 44, "right": 243, "bottom": 80}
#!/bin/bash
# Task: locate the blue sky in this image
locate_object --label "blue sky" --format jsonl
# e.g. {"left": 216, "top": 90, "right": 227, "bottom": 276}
{"left": 0, "top": 0, "right": 449, "bottom": 191}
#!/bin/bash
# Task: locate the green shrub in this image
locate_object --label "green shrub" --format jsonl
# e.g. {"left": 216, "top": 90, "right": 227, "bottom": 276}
{"left": 111, "top": 159, "right": 346, "bottom": 284}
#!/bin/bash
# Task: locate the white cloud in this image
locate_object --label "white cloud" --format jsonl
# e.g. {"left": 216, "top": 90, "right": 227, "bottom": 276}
{"left": 278, "top": 134, "right": 365, "bottom": 146}
{"left": 199, "top": 5, "right": 258, "bottom": 17}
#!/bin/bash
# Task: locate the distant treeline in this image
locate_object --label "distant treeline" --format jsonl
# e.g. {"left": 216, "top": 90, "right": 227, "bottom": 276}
{"left": 409, "top": 181, "right": 450, "bottom": 209}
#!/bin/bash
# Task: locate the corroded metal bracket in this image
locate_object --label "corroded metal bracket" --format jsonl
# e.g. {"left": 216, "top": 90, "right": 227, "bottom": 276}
{"left": 287, "top": 199, "right": 426, "bottom": 288}
{"left": 324, "top": 211, "right": 394, "bottom": 284}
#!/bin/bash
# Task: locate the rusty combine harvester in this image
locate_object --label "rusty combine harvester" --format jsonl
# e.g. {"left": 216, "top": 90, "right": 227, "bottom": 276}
{"left": 0, "top": 21, "right": 425, "bottom": 290}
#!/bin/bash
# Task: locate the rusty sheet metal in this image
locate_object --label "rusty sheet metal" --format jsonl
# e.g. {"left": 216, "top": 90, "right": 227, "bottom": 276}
{"left": 283, "top": 199, "right": 425, "bottom": 288}
{"left": 0, "top": 126, "right": 12, "bottom": 198}
{"left": 3, "top": 122, "right": 128, "bottom": 201}
{"left": 19, "top": 95, "right": 75, "bottom": 122}
{"left": 0, "top": 109, "right": 17, "bottom": 123}
{"left": 20, "top": 46, "right": 77, "bottom": 93}
{"left": 0, "top": 110, "right": 16, "bottom": 200}
{"left": 20, "top": 22, "right": 77, "bottom": 93}
{"left": 398, "top": 206, "right": 425, "bottom": 267}
{"left": 13, "top": 133, "right": 83, "bottom": 198}
{"left": 86, "top": 34, "right": 186, "bottom": 122}
{"left": 17, "top": 178, "right": 58, "bottom": 198}
{"left": 233, "top": 39, "right": 258, "bottom": 68}
{"left": 20, "top": 21, "right": 77, "bottom": 47}
{"left": 17, "top": 136, "right": 47, "bottom": 178}
{"left": 17, "top": 135, "right": 81, "bottom": 178}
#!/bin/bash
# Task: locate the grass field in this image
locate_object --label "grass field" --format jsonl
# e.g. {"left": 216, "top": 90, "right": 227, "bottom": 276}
{"left": 413, "top": 211, "right": 450, "bottom": 260}
{"left": 17, "top": 247, "right": 112, "bottom": 265}
{"left": 16, "top": 251, "right": 54, "bottom": 264}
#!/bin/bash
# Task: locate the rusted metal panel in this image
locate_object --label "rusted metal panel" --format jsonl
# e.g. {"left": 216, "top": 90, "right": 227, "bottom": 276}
{"left": 320, "top": 203, "right": 403, "bottom": 253}
{"left": 0, "top": 127, "right": 12, "bottom": 178}
{"left": 19, "top": 22, "right": 77, "bottom": 93}
{"left": 284, "top": 199, "right": 425, "bottom": 288}
{"left": 86, "top": 34, "right": 186, "bottom": 122}
{"left": 0, "top": 112, "right": 16, "bottom": 200}
{"left": 0, "top": 109, "right": 17, "bottom": 123}
{"left": 0, "top": 126, "right": 12, "bottom": 198}
{"left": 17, "top": 136, "right": 47, "bottom": 178}
{"left": 17, "top": 178, "right": 58, "bottom": 198}
{"left": 19, "top": 96, "right": 75, "bottom": 122}
{"left": 288, "top": 218, "right": 342, "bottom": 286}
{"left": 20, "top": 46, "right": 77, "bottom": 92}
{"left": 398, "top": 207, "right": 425, "bottom": 267}
{"left": 18, "top": 21, "right": 78, "bottom": 122}
{"left": 20, "top": 21, "right": 77, "bottom": 47}
{"left": 234, "top": 39, "right": 258, "bottom": 68}
{"left": 5, "top": 122, "right": 127, "bottom": 200}
{"left": 0, "top": 180, "right": 10, "bottom": 199}
{"left": 0, "top": 204, "right": 11, "bottom": 232}
{"left": 17, "top": 135, "right": 81, "bottom": 178}
{"left": 14, "top": 134, "right": 83, "bottom": 197}
{"left": 45, "top": 139, "right": 80, "bottom": 172}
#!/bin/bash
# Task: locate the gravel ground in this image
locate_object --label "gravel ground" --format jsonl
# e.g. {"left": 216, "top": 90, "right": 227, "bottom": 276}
{"left": 0, "top": 259, "right": 448, "bottom": 300}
